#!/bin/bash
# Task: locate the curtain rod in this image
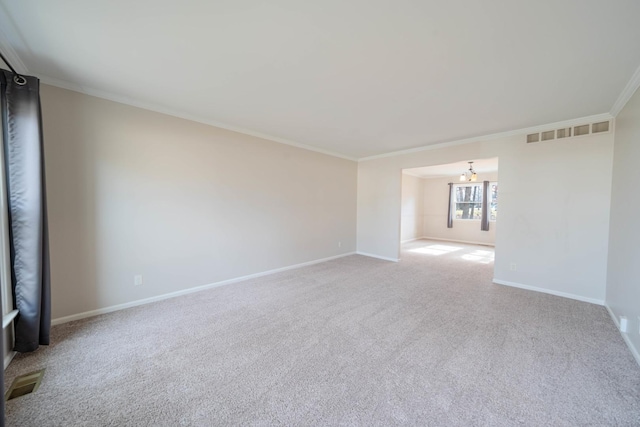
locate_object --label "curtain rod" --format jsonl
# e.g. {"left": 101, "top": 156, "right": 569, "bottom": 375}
{"left": 0, "top": 50, "right": 27, "bottom": 85}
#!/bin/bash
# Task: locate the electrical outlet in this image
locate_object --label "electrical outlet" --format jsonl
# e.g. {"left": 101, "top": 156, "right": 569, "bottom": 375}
{"left": 510, "top": 263, "right": 517, "bottom": 271}
{"left": 134, "top": 275, "right": 143, "bottom": 286}
{"left": 338, "top": 241, "right": 342, "bottom": 248}
{"left": 620, "top": 316, "right": 628, "bottom": 333}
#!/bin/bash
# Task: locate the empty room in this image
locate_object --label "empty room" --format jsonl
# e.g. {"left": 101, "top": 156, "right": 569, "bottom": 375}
{"left": 1, "top": 1, "right": 640, "bottom": 425}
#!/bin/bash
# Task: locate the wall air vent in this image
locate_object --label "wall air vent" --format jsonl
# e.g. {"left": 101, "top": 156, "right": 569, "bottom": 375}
{"left": 541, "top": 130, "right": 555, "bottom": 141}
{"left": 574, "top": 124, "right": 590, "bottom": 136}
{"left": 592, "top": 121, "right": 610, "bottom": 133}
{"left": 557, "top": 127, "right": 571, "bottom": 138}
{"left": 526, "top": 133, "right": 540, "bottom": 143}
{"left": 526, "top": 120, "right": 610, "bottom": 143}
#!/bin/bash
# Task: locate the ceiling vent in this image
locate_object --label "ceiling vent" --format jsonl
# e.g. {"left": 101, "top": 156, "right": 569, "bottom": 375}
{"left": 526, "top": 120, "right": 610, "bottom": 143}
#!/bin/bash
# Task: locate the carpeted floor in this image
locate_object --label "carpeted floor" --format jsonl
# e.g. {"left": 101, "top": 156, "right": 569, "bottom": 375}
{"left": 4, "top": 240, "right": 640, "bottom": 426}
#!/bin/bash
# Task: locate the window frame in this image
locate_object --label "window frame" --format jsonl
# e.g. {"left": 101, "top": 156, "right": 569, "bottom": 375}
{"left": 488, "top": 182, "right": 498, "bottom": 222}
{"left": 451, "top": 182, "right": 498, "bottom": 222}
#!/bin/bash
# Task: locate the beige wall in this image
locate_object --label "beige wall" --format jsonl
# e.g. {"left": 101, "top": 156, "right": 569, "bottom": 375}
{"left": 400, "top": 174, "right": 424, "bottom": 242}
{"left": 422, "top": 172, "right": 498, "bottom": 245}
{"left": 607, "top": 86, "right": 640, "bottom": 363}
{"left": 41, "top": 85, "right": 357, "bottom": 319}
{"left": 358, "top": 131, "right": 614, "bottom": 303}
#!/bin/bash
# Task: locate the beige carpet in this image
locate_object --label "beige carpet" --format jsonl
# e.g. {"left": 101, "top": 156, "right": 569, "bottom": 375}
{"left": 4, "top": 240, "right": 640, "bottom": 426}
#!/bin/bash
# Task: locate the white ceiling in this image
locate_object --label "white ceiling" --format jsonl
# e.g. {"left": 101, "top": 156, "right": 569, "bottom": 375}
{"left": 404, "top": 158, "right": 498, "bottom": 179}
{"left": 1, "top": 1, "right": 639, "bottom": 159}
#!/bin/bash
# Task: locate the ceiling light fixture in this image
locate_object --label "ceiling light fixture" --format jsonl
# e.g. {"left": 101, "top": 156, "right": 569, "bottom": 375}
{"left": 460, "top": 161, "right": 477, "bottom": 182}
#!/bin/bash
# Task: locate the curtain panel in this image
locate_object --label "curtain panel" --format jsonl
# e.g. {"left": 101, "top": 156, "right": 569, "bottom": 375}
{"left": 481, "top": 180, "right": 490, "bottom": 231}
{"left": 447, "top": 183, "right": 453, "bottom": 228}
{"left": 1, "top": 69, "right": 51, "bottom": 352}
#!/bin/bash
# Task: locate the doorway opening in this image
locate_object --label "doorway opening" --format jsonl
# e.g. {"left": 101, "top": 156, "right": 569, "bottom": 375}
{"left": 400, "top": 157, "right": 498, "bottom": 271}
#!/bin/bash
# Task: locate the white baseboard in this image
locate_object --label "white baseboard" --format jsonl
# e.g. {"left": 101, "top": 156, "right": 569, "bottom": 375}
{"left": 400, "top": 237, "right": 423, "bottom": 244}
{"left": 356, "top": 252, "right": 399, "bottom": 262}
{"left": 4, "top": 350, "right": 16, "bottom": 369}
{"left": 419, "top": 236, "right": 495, "bottom": 247}
{"left": 492, "top": 278, "right": 604, "bottom": 306}
{"left": 52, "top": 251, "right": 356, "bottom": 326}
{"left": 605, "top": 304, "right": 640, "bottom": 367}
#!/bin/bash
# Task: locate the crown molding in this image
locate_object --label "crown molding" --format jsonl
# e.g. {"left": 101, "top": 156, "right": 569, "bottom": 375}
{"left": 610, "top": 63, "right": 640, "bottom": 117}
{"left": 13, "top": 67, "right": 619, "bottom": 163}
{"left": 0, "top": 14, "right": 29, "bottom": 74}
{"left": 0, "top": 32, "right": 354, "bottom": 162}
{"left": 37, "top": 75, "right": 358, "bottom": 162}
{"left": 358, "top": 112, "right": 614, "bottom": 162}
{"left": 38, "top": 72, "right": 619, "bottom": 163}
{"left": 1, "top": 22, "right": 621, "bottom": 163}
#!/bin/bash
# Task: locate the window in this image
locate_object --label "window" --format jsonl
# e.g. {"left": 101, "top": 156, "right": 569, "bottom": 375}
{"left": 453, "top": 182, "right": 498, "bottom": 220}
{"left": 454, "top": 184, "right": 482, "bottom": 219}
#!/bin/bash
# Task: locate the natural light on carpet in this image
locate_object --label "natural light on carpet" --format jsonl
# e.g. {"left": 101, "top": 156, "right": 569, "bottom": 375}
{"left": 409, "top": 245, "right": 463, "bottom": 256}
{"left": 408, "top": 245, "right": 494, "bottom": 263}
{"left": 461, "top": 250, "right": 495, "bottom": 264}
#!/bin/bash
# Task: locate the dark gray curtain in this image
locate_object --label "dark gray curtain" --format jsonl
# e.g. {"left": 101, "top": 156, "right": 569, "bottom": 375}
{"left": 1, "top": 69, "right": 50, "bottom": 353}
{"left": 1, "top": 271, "right": 4, "bottom": 426}
{"left": 481, "top": 180, "right": 490, "bottom": 231}
{"left": 447, "top": 183, "right": 453, "bottom": 228}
